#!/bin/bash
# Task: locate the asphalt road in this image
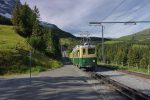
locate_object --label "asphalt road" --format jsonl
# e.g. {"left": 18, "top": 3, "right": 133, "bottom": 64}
{"left": 0, "top": 65, "right": 103, "bottom": 100}
{"left": 0, "top": 50, "right": 124, "bottom": 100}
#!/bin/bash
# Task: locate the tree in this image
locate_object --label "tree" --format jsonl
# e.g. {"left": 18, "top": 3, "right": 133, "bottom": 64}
{"left": 44, "top": 28, "right": 61, "bottom": 58}
{"left": 32, "top": 20, "right": 41, "bottom": 36}
{"left": 12, "top": 2, "right": 21, "bottom": 34}
{"left": 33, "top": 6, "right": 40, "bottom": 20}
{"left": 27, "top": 35, "right": 46, "bottom": 52}
{"left": 0, "top": 15, "right": 12, "bottom": 25}
{"left": 140, "top": 49, "right": 150, "bottom": 68}
{"left": 140, "top": 55, "right": 148, "bottom": 68}
{"left": 12, "top": 3, "right": 40, "bottom": 37}
{"left": 32, "top": 6, "right": 41, "bottom": 36}
{"left": 12, "top": 2, "right": 62, "bottom": 59}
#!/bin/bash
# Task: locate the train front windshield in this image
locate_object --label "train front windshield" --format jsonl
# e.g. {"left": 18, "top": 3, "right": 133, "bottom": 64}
{"left": 88, "top": 48, "right": 95, "bottom": 54}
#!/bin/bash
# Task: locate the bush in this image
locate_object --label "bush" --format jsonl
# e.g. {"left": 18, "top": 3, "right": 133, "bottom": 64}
{"left": 27, "top": 35, "right": 46, "bottom": 52}
{"left": 31, "top": 66, "right": 47, "bottom": 73}
{"left": 50, "top": 60, "right": 62, "bottom": 69}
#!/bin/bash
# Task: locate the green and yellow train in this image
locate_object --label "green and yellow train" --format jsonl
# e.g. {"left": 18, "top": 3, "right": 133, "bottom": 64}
{"left": 69, "top": 44, "right": 97, "bottom": 70}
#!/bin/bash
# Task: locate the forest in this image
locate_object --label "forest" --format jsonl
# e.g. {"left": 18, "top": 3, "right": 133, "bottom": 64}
{"left": 97, "top": 42, "right": 150, "bottom": 72}
{"left": 11, "top": 2, "right": 61, "bottom": 58}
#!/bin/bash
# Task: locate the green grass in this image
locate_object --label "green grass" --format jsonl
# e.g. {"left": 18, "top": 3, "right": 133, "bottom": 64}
{"left": 105, "top": 40, "right": 123, "bottom": 44}
{"left": 98, "top": 62, "right": 150, "bottom": 74}
{"left": 0, "top": 25, "right": 28, "bottom": 50}
{"left": 0, "top": 25, "right": 62, "bottom": 75}
{"left": 117, "top": 28, "right": 150, "bottom": 42}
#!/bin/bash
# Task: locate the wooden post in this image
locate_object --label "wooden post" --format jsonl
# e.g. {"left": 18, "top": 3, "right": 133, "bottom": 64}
{"left": 136, "top": 63, "right": 138, "bottom": 69}
{"left": 121, "top": 62, "right": 123, "bottom": 66}
{"left": 148, "top": 65, "right": 150, "bottom": 74}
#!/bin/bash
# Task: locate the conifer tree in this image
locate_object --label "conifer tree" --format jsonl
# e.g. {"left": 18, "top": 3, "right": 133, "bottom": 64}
{"left": 12, "top": 3, "right": 39, "bottom": 37}
{"left": 32, "top": 6, "right": 41, "bottom": 36}
{"left": 12, "top": 2, "right": 21, "bottom": 34}
{"left": 140, "top": 54, "right": 148, "bottom": 68}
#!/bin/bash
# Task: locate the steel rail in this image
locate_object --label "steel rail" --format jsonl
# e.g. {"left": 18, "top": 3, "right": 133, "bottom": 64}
{"left": 97, "top": 65, "right": 150, "bottom": 79}
{"left": 87, "top": 71, "right": 150, "bottom": 100}
{"left": 119, "top": 70, "right": 150, "bottom": 79}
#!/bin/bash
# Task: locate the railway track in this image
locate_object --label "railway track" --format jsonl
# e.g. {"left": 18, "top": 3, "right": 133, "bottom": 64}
{"left": 97, "top": 65, "right": 150, "bottom": 79}
{"left": 86, "top": 71, "right": 150, "bottom": 100}
{"left": 119, "top": 70, "right": 150, "bottom": 79}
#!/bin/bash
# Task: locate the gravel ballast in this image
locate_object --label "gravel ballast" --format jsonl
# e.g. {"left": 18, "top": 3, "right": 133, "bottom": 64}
{"left": 96, "top": 66, "right": 150, "bottom": 96}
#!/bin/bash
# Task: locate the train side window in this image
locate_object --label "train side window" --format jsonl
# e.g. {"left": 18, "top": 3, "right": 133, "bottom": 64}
{"left": 77, "top": 50, "right": 80, "bottom": 57}
{"left": 83, "top": 49, "right": 86, "bottom": 55}
{"left": 76, "top": 51, "right": 78, "bottom": 57}
{"left": 74, "top": 52, "right": 76, "bottom": 57}
{"left": 88, "top": 48, "right": 95, "bottom": 54}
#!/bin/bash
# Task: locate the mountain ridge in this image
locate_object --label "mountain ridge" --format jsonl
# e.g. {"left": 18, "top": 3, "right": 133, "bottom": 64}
{"left": 0, "top": 0, "right": 20, "bottom": 18}
{"left": 117, "top": 28, "right": 150, "bottom": 42}
{"left": 0, "top": 0, "right": 75, "bottom": 38}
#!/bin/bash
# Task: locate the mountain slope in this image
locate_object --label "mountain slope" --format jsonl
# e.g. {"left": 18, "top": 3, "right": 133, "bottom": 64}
{"left": 41, "top": 21, "right": 75, "bottom": 38}
{"left": 117, "top": 28, "right": 150, "bottom": 42}
{"left": 0, "top": 25, "right": 62, "bottom": 75}
{"left": 0, "top": 0, "right": 20, "bottom": 18}
{"left": 0, "top": 0, "right": 75, "bottom": 38}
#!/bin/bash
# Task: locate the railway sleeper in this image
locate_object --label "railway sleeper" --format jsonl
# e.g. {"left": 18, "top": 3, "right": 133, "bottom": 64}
{"left": 94, "top": 73, "right": 150, "bottom": 100}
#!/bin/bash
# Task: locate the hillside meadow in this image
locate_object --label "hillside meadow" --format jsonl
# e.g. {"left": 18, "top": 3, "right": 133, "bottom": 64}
{"left": 0, "top": 25, "right": 62, "bottom": 75}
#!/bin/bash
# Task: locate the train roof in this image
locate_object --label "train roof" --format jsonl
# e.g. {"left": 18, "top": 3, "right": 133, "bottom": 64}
{"left": 72, "top": 44, "right": 95, "bottom": 52}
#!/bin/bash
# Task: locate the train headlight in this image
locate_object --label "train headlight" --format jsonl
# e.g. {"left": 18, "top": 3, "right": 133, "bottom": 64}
{"left": 93, "top": 60, "right": 95, "bottom": 62}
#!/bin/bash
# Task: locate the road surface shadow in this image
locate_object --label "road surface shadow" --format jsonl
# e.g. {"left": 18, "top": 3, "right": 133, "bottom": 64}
{"left": 0, "top": 76, "right": 103, "bottom": 100}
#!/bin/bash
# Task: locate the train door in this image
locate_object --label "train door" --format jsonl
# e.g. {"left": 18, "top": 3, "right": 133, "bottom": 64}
{"left": 77, "top": 50, "right": 80, "bottom": 67}
{"left": 82, "top": 48, "right": 86, "bottom": 67}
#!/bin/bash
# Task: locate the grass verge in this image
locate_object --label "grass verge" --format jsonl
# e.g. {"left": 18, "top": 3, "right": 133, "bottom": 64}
{"left": 98, "top": 62, "right": 150, "bottom": 74}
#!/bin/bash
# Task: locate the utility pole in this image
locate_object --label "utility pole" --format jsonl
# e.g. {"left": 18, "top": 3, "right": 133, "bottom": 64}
{"left": 27, "top": 41, "right": 32, "bottom": 83}
{"left": 29, "top": 50, "right": 32, "bottom": 80}
{"left": 101, "top": 25, "right": 105, "bottom": 64}
{"left": 89, "top": 20, "right": 150, "bottom": 64}
{"left": 89, "top": 24, "right": 105, "bottom": 64}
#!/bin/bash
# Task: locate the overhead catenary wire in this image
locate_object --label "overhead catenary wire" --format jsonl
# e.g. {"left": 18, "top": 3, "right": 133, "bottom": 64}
{"left": 90, "top": 21, "right": 150, "bottom": 24}
{"left": 104, "top": 0, "right": 149, "bottom": 35}
{"left": 101, "top": 0, "right": 148, "bottom": 35}
{"left": 99, "top": 0, "right": 126, "bottom": 36}
{"left": 128, "top": 1, "right": 148, "bottom": 21}
{"left": 112, "top": 0, "right": 146, "bottom": 21}
{"left": 106, "top": 0, "right": 148, "bottom": 35}
{"left": 89, "top": 0, "right": 126, "bottom": 64}
{"left": 101, "top": 0, "right": 126, "bottom": 21}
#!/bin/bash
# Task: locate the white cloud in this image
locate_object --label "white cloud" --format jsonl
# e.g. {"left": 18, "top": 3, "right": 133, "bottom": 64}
{"left": 21, "top": 0, "right": 150, "bottom": 38}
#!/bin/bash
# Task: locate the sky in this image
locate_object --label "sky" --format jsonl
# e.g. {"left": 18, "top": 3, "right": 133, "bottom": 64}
{"left": 21, "top": 0, "right": 150, "bottom": 38}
